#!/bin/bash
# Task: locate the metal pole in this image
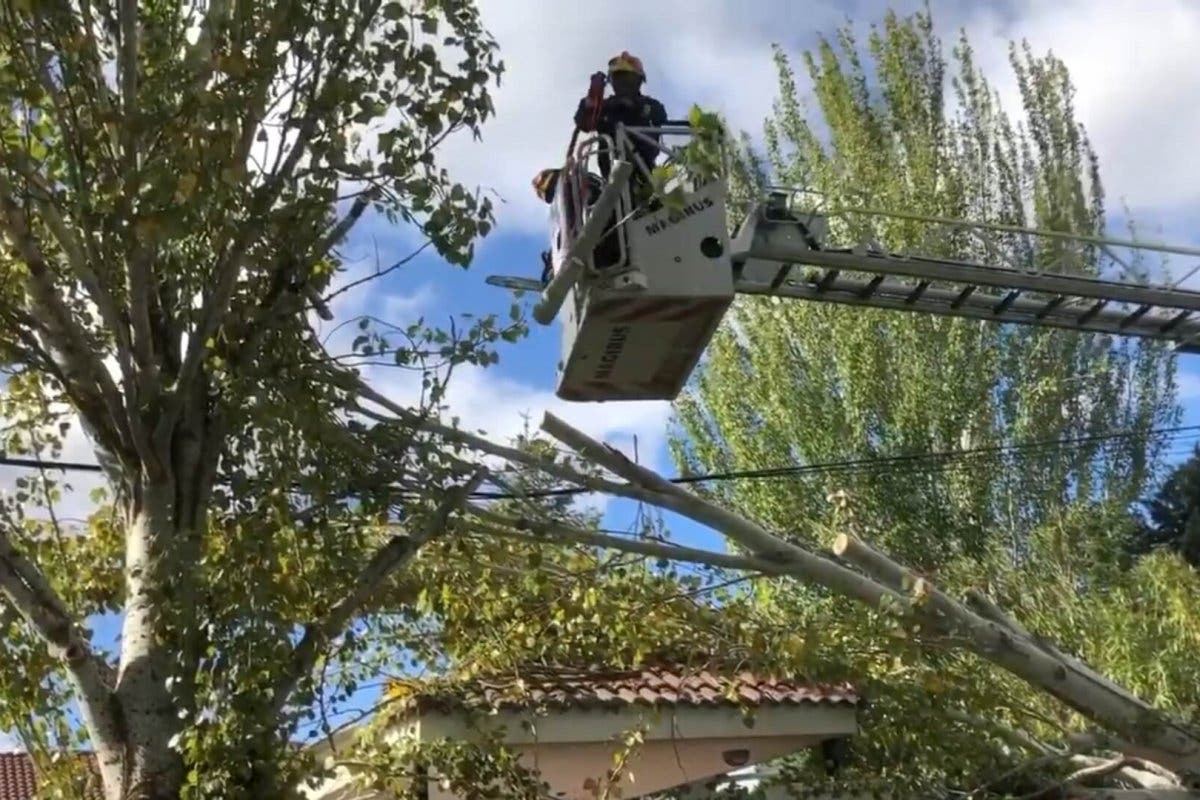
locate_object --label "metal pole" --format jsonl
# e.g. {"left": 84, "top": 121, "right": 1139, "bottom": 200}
{"left": 533, "top": 160, "right": 633, "bottom": 325}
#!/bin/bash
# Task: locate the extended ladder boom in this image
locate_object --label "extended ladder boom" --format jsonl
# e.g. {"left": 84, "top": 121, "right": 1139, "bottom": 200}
{"left": 729, "top": 196, "right": 1200, "bottom": 353}
{"left": 489, "top": 128, "right": 1200, "bottom": 404}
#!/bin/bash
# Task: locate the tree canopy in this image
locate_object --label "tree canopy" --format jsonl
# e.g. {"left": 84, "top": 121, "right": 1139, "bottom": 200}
{"left": 1130, "top": 443, "right": 1200, "bottom": 566}
{"left": 671, "top": 7, "right": 1199, "bottom": 796}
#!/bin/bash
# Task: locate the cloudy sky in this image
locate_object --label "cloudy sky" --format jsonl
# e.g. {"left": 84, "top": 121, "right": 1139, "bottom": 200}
{"left": 334, "top": 0, "right": 1200, "bottom": 503}
{"left": 5, "top": 0, "right": 1200, "bottom": 751}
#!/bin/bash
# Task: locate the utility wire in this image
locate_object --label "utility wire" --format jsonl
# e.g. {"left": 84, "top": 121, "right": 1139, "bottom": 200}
{"left": 3, "top": 423, "right": 1195, "bottom": 501}
{"left": 471, "top": 423, "right": 1200, "bottom": 499}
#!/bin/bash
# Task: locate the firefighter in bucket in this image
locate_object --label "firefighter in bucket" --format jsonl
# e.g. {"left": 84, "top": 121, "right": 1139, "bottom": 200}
{"left": 532, "top": 51, "right": 667, "bottom": 284}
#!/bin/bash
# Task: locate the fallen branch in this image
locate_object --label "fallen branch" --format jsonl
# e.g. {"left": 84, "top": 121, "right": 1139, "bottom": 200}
{"left": 533, "top": 410, "right": 1200, "bottom": 778}
{"left": 538, "top": 411, "right": 897, "bottom": 611}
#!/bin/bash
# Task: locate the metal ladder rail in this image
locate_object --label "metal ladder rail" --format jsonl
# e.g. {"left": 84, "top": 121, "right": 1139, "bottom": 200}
{"left": 732, "top": 260, "right": 1200, "bottom": 353}
{"left": 738, "top": 237, "right": 1200, "bottom": 315}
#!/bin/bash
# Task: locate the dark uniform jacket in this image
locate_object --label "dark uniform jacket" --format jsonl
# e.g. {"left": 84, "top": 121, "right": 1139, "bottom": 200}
{"left": 574, "top": 93, "right": 668, "bottom": 178}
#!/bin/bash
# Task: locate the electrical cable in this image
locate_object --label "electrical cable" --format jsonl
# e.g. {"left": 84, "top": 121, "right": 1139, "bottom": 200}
{"left": 3, "top": 423, "right": 1194, "bottom": 501}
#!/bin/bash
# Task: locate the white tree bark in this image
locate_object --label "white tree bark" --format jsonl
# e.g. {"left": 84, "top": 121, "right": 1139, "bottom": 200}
{"left": 112, "top": 495, "right": 188, "bottom": 800}
{"left": 0, "top": 525, "right": 126, "bottom": 792}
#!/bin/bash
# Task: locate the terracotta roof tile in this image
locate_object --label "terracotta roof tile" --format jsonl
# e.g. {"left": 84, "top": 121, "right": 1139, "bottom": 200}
{"left": 0, "top": 753, "right": 100, "bottom": 800}
{"left": 405, "top": 665, "right": 859, "bottom": 714}
{"left": 0, "top": 754, "right": 36, "bottom": 800}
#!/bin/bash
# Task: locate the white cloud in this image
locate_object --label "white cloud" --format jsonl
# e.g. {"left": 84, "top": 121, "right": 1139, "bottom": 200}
{"left": 0, "top": 729, "right": 19, "bottom": 751}
{"left": 427, "top": 0, "right": 1200, "bottom": 243}
{"left": 955, "top": 0, "right": 1200, "bottom": 216}
{"left": 435, "top": 0, "right": 850, "bottom": 239}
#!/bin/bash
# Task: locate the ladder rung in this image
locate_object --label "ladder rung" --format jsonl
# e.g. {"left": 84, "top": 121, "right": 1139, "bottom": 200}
{"left": 817, "top": 269, "right": 840, "bottom": 292}
{"left": 951, "top": 285, "right": 976, "bottom": 309}
{"left": 770, "top": 263, "right": 794, "bottom": 290}
{"left": 994, "top": 290, "right": 1021, "bottom": 315}
{"left": 1119, "top": 304, "right": 1152, "bottom": 329}
{"left": 1078, "top": 299, "right": 1108, "bottom": 325}
{"left": 906, "top": 280, "right": 931, "bottom": 304}
{"left": 1162, "top": 310, "right": 1192, "bottom": 333}
{"left": 1036, "top": 296, "right": 1066, "bottom": 320}
{"left": 858, "top": 274, "right": 885, "bottom": 299}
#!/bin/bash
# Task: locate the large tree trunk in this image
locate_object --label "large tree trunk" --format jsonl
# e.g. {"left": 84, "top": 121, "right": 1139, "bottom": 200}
{"left": 107, "top": 493, "right": 187, "bottom": 800}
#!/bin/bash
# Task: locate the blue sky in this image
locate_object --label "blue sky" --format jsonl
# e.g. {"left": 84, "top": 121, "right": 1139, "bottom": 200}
{"left": 326, "top": 0, "right": 1200, "bottom": 545}
{"left": 6, "top": 0, "right": 1200, "bottom": 752}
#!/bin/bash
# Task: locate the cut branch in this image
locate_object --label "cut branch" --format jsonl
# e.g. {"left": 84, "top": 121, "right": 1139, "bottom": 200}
{"left": 1067, "top": 755, "right": 1179, "bottom": 791}
{"left": 966, "top": 587, "right": 1148, "bottom": 710}
{"left": 534, "top": 411, "right": 1200, "bottom": 776}
{"left": 833, "top": 536, "right": 1200, "bottom": 775}
{"left": 467, "top": 506, "right": 786, "bottom": 576}
{"left": 539, "top": 411, "right": 897, "bottom": 610}
{"left": 346, "top": 383, "right": 632, "bottom": 498}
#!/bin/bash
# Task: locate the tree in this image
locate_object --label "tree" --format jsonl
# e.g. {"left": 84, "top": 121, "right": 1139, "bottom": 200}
{"left": 662, "top": 6, "right": 1196, "bottom": 796}
{"left": 1130, "top": 443, "right": 1200, "bottom": 566}
{"left": 0, "top": 1, "right": 507, "bottom": 797}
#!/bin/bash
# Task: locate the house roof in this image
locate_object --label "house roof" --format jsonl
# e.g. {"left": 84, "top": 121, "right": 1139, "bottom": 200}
{"left": 394, "top": 664, "right": 859, "bottom": 715}
{"left": 0, "top": 754, "right": 35, "bottom": 800}
{"left": 0, "top": 753, "right": 99, "bottom": 800}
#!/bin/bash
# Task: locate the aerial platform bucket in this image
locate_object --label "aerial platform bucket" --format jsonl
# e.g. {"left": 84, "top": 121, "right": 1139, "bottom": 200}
{"left": 555, "top": 175, "right": 734, "bottom": 402}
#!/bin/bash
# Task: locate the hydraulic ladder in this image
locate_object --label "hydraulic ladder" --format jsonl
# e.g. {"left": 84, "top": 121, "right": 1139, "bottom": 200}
{"left": 729, "top": 194, "right": 1200, "bottom": 353}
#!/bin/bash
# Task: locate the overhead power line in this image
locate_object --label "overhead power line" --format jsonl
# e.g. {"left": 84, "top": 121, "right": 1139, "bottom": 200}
{"left": 3, "top": 423, "right": 1195, "bottom": 501}
{"left": 471, "top": 423, "right": 1200, "bottom": 499}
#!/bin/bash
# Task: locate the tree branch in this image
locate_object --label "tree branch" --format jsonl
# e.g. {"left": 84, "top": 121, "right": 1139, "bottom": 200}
{"left": 966, "top": 588, "right": 1148, "bottom": 710}
{"left": 467, "top": 506, "right": 788, "bottom": 576}
{"left": 0, "top": 523, "right": 122, "bottom": 775}
{"left": 180, "top": 0, "right": 228, "bottom": 90}
{"left": 945, "top": 709, "right": 1061, "bottom": 757}
{"left": 230, "top": 188, "right": 378, "bottom": 367}
{"left": 1063, "top": 792, "right": 1195, "bottom": 799}
{"left": 535, "top": 410, "right": 1200, "bottom": 776}
{"left": 832, "top": 535, "right": 1200, "bottom": 775}
{"left": 0, "top": 170, "right": 133, "bottom": 466}
{"left": 268, "top": 467, "right": 486, "bottom": 717}
{"left": 6, "top": 150, "right": 139, "bottom": 387}
{"left": 118, "top": 0, "right": 138, "bottom": 173}
{"left": 538, "top": 411, "right": 897, "bottom": 609}
{"left": 1067, "top": 755, "right": 1179, "bottom": 791}
{"left": 166, "top": 1, "right": 380, "bottom": 437}
{"left": 345, "top": 383, "right": 633, "bottom": 499}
